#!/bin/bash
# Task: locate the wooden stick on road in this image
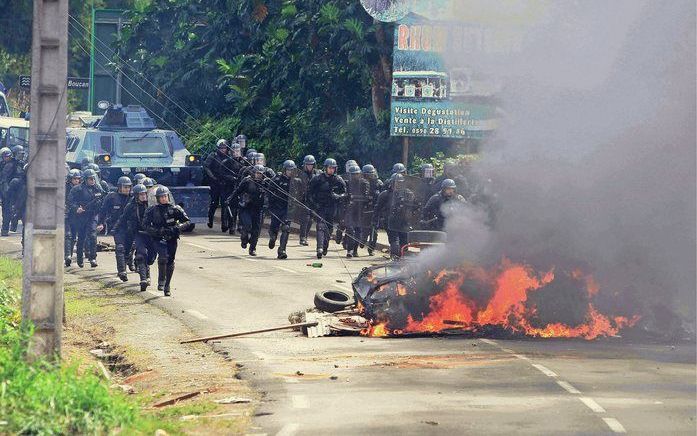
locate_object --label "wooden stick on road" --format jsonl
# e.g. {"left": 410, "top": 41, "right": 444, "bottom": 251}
{"left": 180, "top": 321, "right": 319, "bottom": 344}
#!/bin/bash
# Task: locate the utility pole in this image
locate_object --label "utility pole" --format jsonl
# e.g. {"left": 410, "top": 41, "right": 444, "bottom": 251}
{"left": 22, "top": 0, "right": 69, "bottom": 359}
{"left": 402, "top": 137, "right": 409, "bottom": 166}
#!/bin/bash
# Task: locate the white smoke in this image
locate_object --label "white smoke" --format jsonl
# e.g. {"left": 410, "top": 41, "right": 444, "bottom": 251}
{"left": 423, "top": 0, "right": 696, "bottom": 335}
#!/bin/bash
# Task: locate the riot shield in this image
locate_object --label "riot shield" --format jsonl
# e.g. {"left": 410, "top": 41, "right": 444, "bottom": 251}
{"left": 414, "top": 176, "right": 437, "bottom": 208}
{"left": 387, "top": 175, "right": 421, "bottom": 233}
{"left": 287, "top": 171, "right": 308, "bottom": 224}
{"left": 345, "top": 177, "right": 370, "bottom": 229}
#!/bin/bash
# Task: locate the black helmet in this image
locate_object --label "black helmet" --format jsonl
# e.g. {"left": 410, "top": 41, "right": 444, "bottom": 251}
{"left": 117, "top": 176, "right": 133, "bottom": 187}
{"left": 143, "top": 178, "right": 155, "bottom": 188}
{"left": 344, "top": 160, "right": 358, "bottom": 173}
{"left": 83, "top": 168, "right": 97, "bottom": 179}
{"left": 303, "top": 155, "right": 316, "bottom": 165}
{"left": 132, "top": 184, "right": 147, "bottom": 196}
{"left": 348, "top": 165, "right": 361, "bottom": 174}
{"left": 245, "top": 148, "right": 257, "bottom": 161}
{"left": 11, "top": 145, "right": 24, "bottom": 159}
{"left": 0, "top": 147, "right": 12, "bottom": 159}
{"left": 254, "top": 152, "right": 266, "bottom": 166}
{"left": 441, "top": 178, "right": 457, "bottom": 190}
{"left": 361, "top": 164, "right": 376, "bottom": 174}
{"left": 86, "top": 163, "right": 100, "bottom": 173}
{"left": 155, "top": 186, "right": 170, "bottom": 197}
{"left": 392, "top": 163, "right": 406, "bottom": 174}
{"left": 421, "top": 163, "right": 435, "bottom": 178}
{"left": 69, "top": 169, "right": 82, "bottom": 179}
{"left": 216, "top": 139, "right": 229, "bottom": 149}
{"left": 282, "top": 160, "right": 297, "bottom": 171}
{"left": 80, "top": 157, "right": 93, "bottom": 168}
{"left": 235, "top": 134, "right": 247, "bottom": 148}
{"left": 230, "top": 142, "right": 242, "bottom": 157}
{"left": 133, "top": 173, "right": 147, "bottom": 184}
{"left": 252, "top": 164, "right": 265, "bottom": 174}
{"left": 324, "top": 158, "right": 338, "bottom": 168}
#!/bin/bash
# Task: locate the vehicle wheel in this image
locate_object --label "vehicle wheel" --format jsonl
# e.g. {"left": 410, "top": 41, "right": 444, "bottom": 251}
{"left": 314, "top": 290, "right": 355, "bottom": 313}
{"left": 408, "top": 230, "right": 447, "bottom": 244}
{"left": 182, "top": 223, "right": 195, "bottom": 233}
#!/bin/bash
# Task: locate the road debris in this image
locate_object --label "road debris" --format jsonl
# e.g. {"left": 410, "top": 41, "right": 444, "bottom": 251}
{"left": 214, "top": 397, "right": 253, "bottom": 404}
{"left": 152, "top": 391, "right": 203, "bottom": 408}
{"left": 180, "top": 321, "right": 319, "bottom": 344}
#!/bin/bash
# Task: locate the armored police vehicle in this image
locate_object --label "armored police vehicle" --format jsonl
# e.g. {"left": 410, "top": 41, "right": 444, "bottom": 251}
{"left": 0, "top": 91, "right": 9, "bottom": 117}
{"left": 66, "top": 102, "right": 209, "bottom": 224}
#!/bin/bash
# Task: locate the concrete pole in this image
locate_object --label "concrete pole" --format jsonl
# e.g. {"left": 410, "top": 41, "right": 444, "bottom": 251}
{"left": 22, "top": 0, "right": 69, "bottom": 360}
{"left": 402, "top": 137, "right": 409, "bottom": 166}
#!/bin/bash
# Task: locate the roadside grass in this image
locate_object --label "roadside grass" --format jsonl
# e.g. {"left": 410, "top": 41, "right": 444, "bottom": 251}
{"left": 0, "top": 257, "right": 191, "bottom": 434}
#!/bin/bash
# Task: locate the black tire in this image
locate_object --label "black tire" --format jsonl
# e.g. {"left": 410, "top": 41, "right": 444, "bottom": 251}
{"left": 314, "top": 290, "right": 355, "bottom": 313}
{"left": 408, "top": 230, "right": 447, "bottom": 244}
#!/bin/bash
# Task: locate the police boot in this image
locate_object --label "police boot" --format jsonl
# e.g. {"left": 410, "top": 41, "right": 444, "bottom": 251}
{"left": 268, "top": 231, "right": 277, "bottom": 249}
{"left": 116, "top": 244, "right": 127, "bottom": 281}
{"left": 157, "top": 261, "right": 167, "bottom": 291}
{"left": 207, "top": 210, "right": 214, "bottom": 229}
{"left": 277, "top": 230, "right": 289, "bottom": 259}
{"left": 76, "top": 248, "right": 84, "bottom": 268}
{"left": 90, "top": 259, "right": 98, "bottom": 268}
{"left": 228, "top": 216, "right": 236, "bottom": 235}
{"left": 352, "top": 247, "right": 359, "bottom": 258}
{"left": 163, "top": 263, "right": 174, "bottom": 296}
{"left": 137, "top": 261, "right": 148, "bottom": 292}
{"left": 334, "top": 228, "right": 343, "bottom": 244}
{"left": 240, "top": 232, "right": 248, "bottom": 249}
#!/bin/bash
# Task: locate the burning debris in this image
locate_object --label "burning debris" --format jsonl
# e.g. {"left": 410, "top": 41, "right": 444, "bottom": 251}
{"left": 356, "top": 260, "right": 639, "bottom": 339}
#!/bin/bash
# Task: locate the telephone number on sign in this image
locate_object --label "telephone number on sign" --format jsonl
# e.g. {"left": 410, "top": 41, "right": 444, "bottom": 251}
{"left": 392, "top": 126, "right": 466, "bottom": 136}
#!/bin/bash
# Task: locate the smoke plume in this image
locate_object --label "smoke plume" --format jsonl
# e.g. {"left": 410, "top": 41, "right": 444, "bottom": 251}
{"left": 425, "top": 0, "right": 696, "bottom": 335}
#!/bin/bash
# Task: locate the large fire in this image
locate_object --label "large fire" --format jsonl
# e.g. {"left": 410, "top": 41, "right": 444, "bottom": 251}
{"left": 361, "top": 260, "right": 639, "bottom": 339}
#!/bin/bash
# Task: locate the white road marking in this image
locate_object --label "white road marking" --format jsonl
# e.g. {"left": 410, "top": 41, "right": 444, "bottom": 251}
{"left": 557, "top": 380, "right": 581, "bottom": 394}
{"left": 479, "top": 339, "right": 498, "bottom": 346}
{"left": 276, "top": 423, "right": 300, "bottom": 436}
{"left": 274, "top": 266, "right": 299, "bottom": 274}
{"left": 513, "top": 354, "right": 530, "bottom": 361}
{"left": 244, "top": 257, "right": 259, "bottom": 262}
{"left": 184, "top": 309, "right": 209, "bottom": 320}
{"left": 186, "top": 242, "right": 215, "bottom": 251}
{"left": 579, "top": 396, "right": 606, "bottom": 413}
{"left": 284, "top": 377, "right": 299, "bottom": 384}
{"left": 291, "top": 395, "right": 309, "bottom": 409}
{"left": 531, "top": 363, "right": 558, "bottom": 377}
{"left": 500, "top": 348, "right": 515, "bottom": 353}
{"left": 602, "top": 417, "right": 627, "bottom": 433}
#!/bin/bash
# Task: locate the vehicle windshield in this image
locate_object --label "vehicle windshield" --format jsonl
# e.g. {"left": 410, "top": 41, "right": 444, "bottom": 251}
{"left": 117, "top": 135, "right": 168, "bottom": 157}
{"left": 8, "top": 127, "right": 29, "bottom": 147}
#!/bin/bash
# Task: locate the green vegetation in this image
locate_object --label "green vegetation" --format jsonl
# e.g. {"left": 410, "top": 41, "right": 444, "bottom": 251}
{"left": 0, "top": 257, "right": 196, "bottom": 435}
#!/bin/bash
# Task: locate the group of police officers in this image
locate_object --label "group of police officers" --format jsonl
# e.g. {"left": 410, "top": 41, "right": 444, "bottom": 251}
{"left": 62, "top": 161, "right": 192, "bottom": 296}
{"left": 0, "top": 136, "right": 468, "bottom": 298}
{"left": 203, "top": 136, "right": 466, "bottom": 261}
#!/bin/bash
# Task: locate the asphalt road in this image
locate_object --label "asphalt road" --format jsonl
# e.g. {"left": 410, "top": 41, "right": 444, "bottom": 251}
{"left": 4, "top": 228, "right": 695, "bottom": 435}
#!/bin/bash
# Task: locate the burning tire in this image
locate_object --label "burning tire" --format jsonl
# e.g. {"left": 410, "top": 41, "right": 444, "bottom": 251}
{"left": 408, "top": 230, "right": 447, "bottom": 244}
{"left": 314, "top": 290, "right": 355, "bottom": 313}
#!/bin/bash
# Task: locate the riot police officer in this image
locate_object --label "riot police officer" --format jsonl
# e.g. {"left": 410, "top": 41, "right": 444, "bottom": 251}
{"left": 67, "top": 168, "right": 105, "bottom": 267}
{"left": 11, "top": 145, "right": 25, "bottom": 163}
{"left": 421, "top": 178, "right": 466, "bottom": 231}
{"left": 133, "top": 173, "right": 147, "bottom": 185}
{"left": 115, "top": 184, "right": 155, "bottom": 292}
{"left": 84, "top": 163, "right": 110, "bottom": 192}
{"left": 375, "top": 174, "right": 419, "bottom": 259}
{"left": 0, "top": 147, "right": 21, "bottom": 236}
{"left": 143, "top": 186, "right": 193, "bottom": 296}
{"left": 100, "top": 176, "right": 133, "bottom": 281}
{"left": 334, "top": 159, "right": 358, "bottom": 246}
{"left": 344, "top": 165, "right": 370, "bottom": 258}
{"left": 228, "top": 165, "right": 266, "bottom": 256}
{"left": 64, "top": 169, "right": 82, "bottom": 266}
{"left": 297, "top": 155, "right": 319, "bottom": 245}
{"left": 204, "top": 139, "right": 230, "bottom": 229}
{"left": 220, "top": 142, "right": 245, "bottom": 234}
{"left": 266, "top": 160, "right": 298, "bottom": 259}
{"left": 361, "top": 164, "right": 383, "bottom": 256}
{"left": 308, "top": 158, "right": 346, "bottom": 259}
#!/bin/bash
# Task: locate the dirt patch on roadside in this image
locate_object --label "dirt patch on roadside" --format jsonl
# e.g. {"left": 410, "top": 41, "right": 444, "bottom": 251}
{"left": 62, "top": 274, "right": 257, "bottom": 434}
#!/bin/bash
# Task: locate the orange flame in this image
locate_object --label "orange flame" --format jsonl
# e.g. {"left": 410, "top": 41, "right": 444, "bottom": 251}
{"left": 361, "top": 260, "right": 639, "bottom": 340}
